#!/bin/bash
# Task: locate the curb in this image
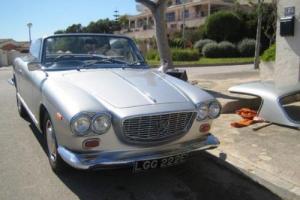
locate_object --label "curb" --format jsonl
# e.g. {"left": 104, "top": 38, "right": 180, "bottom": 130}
{"left": 206, "top": 150, "right": 300, "bottom": 200}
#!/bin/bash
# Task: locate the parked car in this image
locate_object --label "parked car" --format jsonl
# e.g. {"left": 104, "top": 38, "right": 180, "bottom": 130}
{"left": 13, "top": 34, "right": 221, "bottom": 172}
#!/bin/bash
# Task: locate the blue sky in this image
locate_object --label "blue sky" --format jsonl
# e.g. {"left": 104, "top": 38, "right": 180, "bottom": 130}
{"left": 0, "top": 0, "right": 138, "bottom": 41}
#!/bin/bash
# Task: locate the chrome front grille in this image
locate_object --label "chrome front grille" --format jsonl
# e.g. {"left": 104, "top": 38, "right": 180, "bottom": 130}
{"left": 123, "top": 112, "right": 196, "bottom": 143}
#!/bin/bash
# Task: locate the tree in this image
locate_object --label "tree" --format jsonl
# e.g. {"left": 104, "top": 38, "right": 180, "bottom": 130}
{"left": 205, "top": 11, "right": 243, "bottom": 42}
{"left": 54, "top": 30, "right": 65, "bottom": 34}
{"left": 119, "top": 15, "right": 129, "bottom": 29}
{"left": 86, "top": 19, "right": 115, "bottom": 33}
{"left": 136, "top": 0, "right": 173, "bottom": 71}
{"left": 261, "top": 0, "right": 277, "bottom": 47}
{"left": 65, "top": 24, "right": 83, "bottom": 33}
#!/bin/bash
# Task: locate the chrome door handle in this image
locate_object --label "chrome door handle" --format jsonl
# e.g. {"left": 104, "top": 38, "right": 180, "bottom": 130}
{"left": 18, "top": 69, "right": 23, "bottom": 74}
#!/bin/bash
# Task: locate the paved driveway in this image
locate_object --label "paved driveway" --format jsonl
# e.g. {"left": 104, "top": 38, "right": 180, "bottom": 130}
{"left": 0, "top": 67, "right": 279, "bottom": 200}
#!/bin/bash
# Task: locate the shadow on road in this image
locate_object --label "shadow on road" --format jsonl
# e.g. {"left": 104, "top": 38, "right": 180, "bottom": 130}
{"left": 29, "top": 122, "right": 281, "bottom": 200}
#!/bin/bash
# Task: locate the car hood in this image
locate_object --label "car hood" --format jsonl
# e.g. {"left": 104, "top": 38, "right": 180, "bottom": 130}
{"left": 53, "top": 69, "right": 191, "bottom": 108}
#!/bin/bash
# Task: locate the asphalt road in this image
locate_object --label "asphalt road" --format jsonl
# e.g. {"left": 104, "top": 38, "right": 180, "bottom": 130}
{"left": 0, "top": 66, "right": 280, "bottom": 200}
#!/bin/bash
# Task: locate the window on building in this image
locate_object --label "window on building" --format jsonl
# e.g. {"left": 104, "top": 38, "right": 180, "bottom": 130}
{"left": 182, "top": 10, "right": 189, "bottom": 19}
{"left": 176, "top": 0, "right": 182, "bottom": 5}
{"left": 166, "top": 12, "right": 176, "bottom": 22}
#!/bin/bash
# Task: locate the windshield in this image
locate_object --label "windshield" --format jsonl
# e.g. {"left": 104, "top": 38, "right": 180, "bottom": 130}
{"left": 42, "top": 35, "right": 146, "bottom": 69}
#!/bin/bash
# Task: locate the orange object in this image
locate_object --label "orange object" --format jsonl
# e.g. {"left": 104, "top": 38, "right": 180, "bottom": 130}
{"left": 55, "top": 112, "right": 64, "bottom": 121}
{"left": 231, "top": 108, "right": 260, "bottom": 128}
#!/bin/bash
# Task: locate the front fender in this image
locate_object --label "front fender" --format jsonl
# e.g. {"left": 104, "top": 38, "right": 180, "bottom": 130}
{"left": 41, "top": 78, "right": 109, "bottom": 149}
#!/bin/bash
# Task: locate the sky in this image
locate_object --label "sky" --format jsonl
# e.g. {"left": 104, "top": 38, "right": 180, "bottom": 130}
{"left": 0, "top": 0, "right": 138, "bottom": 41}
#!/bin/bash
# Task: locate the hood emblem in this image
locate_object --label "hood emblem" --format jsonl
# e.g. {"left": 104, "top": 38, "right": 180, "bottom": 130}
{"left": 156, "top": 120, "right": 169, "bottom": 133}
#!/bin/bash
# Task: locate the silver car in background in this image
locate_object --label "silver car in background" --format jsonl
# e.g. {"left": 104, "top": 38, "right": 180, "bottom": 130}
{"left": 13, "top": 34, "right": 221, "bottom": 172}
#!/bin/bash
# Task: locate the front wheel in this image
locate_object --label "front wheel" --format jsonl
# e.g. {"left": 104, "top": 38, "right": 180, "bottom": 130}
{"left": 43, "top": 113, "right": 68, "bottom": 172}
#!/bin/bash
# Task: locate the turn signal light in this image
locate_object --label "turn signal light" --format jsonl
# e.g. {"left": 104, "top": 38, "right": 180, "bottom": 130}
{"left": 199, "top": 123, "right": 211, "bottom": 133}
{"left": 83, "top": 138, "right": 100, "bottom": 149}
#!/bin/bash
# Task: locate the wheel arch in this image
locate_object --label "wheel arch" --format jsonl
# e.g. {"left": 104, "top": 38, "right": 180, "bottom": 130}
{"left": 39, "top": 104, "right": 48, "bottom": 133}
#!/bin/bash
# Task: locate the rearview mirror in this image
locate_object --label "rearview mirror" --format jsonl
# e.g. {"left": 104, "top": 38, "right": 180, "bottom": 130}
{"left": 28, "top": 62, "right": 42, "bottom": 71}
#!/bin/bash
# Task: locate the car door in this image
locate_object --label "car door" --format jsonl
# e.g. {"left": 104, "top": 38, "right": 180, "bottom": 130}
{"left": 16, "top": 39, "right": 42, "bottom": 117}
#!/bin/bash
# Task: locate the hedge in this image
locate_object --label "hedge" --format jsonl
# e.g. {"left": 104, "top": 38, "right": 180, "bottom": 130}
{"left": 172, "top": 49, "right": 200, "bottom": 61}
{"left": 202, "top": 41, "right": 238, "bottom": 58}
{"left": 145, "top": 49, "right": 200, "bottom": 61}
{"left": 194, "top": 39, "right": 216, "bottom": 54}
{"left": 238, "top": 38, "right": 256, "bottom": 57}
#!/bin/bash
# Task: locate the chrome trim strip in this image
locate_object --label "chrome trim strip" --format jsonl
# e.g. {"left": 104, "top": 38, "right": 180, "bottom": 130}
{"left": 17, "top": 93, "right": 38, "bottom": 125}
{"left": 57, "top": 134, "right": 220, "bottom": 170}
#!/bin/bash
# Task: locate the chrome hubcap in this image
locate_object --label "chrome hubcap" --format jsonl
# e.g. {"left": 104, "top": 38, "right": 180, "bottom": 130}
{"left": 46, "top": 120, "right": 57, "bottom": 162}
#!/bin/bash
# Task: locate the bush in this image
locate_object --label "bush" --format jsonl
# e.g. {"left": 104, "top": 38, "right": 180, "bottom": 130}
{"left": 238, "top": 38, "right": 256, "bottom": 57}
{"left": 202, "top": 43, "right": 221, "bottom": 58}
{"left": 172, "top": 49, "right": 200, "bottom": 61}
{"left": 261, "top": 44, "right": 276, "bottom": 62}
{"left": 205, "top": 11, "right": 242, "bottom": 42}
{"left": 202, "top": 41, "right": 238, "bottom": 58}
{"left": 146, "top": 49, "right": 200, "bottom": 61}
{"left": 146, "top": 49, "right": 159, "bottom": 60}
{"left": 217, "top": 41, "right": 238, "bottom": 58}
{"left": 169, "top": 38, "right": 184, "bottom": 49}
{"left": 194, "top": 39, "right": 216, "bottom": 54}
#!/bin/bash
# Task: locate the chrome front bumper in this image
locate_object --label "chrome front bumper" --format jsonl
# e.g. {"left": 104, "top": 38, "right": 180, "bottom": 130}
{"left": 57, "top": 134, "right": 220, "bottom": 170}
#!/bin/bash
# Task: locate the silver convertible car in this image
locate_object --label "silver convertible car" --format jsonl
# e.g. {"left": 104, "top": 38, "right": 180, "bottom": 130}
{"left": 13, "top": 34, "right": 221, "bottom": 172}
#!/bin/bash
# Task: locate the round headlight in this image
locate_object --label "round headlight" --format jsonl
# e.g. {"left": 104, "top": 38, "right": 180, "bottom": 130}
{"left": 208, "top": 101, "right": 221, "bottom": 119}
{"left": 92, "top": 113, "right": 111, "bottom": 134}
{"left": 197, "top": 103, "right": 209, "bottom": 121}
{"left": 71, "top": 114, "right": 91, "bottom": 136}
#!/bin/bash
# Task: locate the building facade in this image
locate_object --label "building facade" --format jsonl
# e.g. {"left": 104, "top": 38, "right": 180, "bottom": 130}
{"left": 119, "top": 0, "right": 236, "bottom": 39}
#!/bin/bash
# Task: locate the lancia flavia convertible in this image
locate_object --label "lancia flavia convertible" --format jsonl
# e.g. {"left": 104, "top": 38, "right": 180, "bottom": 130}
{"left": 13, "top": 34, "right": 221, "bottom": 172}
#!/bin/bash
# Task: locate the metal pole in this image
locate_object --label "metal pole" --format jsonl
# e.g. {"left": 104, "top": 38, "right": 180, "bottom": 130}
{"left": 182, "top": 4, "right": 186, "bottom": 48}
{"left": 254, "top": 0, "right": 263, "bottom": 69}
{"left": 27, "top": 23, "right": 32, "bottom": 43}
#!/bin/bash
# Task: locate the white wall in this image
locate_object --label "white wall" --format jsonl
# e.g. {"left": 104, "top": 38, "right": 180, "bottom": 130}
{"left": 0, "top": 49, "right": 8, "bottom": 66}
{"left": 274, "top": 0, "right": 300, "bottom": 87}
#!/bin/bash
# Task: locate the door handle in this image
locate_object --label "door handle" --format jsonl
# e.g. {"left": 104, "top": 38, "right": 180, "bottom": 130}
{"left": 18, "top": 69, "right": 23, "bottom": 74}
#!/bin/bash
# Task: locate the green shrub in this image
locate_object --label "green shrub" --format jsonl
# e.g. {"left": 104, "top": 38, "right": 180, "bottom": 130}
{"left": 238, "top": 38, "right": 256, "bottom": 57}
{"left": 202, "top": 41, "right": 238, "bottom": 58}
{"left": 202, "top": 43, "right": 221, "bottom": 58}
{"left": 205, "top": 11, "right": 242, "bottom": 42}
{"left": 146, "top": 49, "right": 159, "bottom": 60}
{"left": 171, "top": 49, "right": 200, "bottom": 61}
{"left": 194, "top": 39, "right": 216, "bottom": 54}
{"left": 169, "top": 38, "right": 184, "bottom": 49}
{"left": 261, "top": 44, "right": 276, "bottom": 62}
{"left": 218, "top": 41, "right": 239, "bottom": 58}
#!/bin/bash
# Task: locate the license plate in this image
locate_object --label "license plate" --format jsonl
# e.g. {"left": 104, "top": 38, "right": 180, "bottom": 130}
{"left": 133, "top": 153, "right": 188, "bottom": 172}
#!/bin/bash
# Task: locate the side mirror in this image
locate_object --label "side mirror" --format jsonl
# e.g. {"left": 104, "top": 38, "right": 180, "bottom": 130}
{"left": 28, "top": 62, "right": 42, "bottom": 71}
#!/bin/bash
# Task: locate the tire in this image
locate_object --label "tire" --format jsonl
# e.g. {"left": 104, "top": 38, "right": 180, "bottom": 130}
{"left": 43, "top": 112, "right": 68, "bottom": 172}
{"left": 16, "top": 95, "right": 28, "bottom": 119}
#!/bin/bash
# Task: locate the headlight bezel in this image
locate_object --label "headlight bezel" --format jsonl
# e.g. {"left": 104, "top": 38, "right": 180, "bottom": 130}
{"left": 70, "top": 112, "right": 112, "bottom": 136}
{"left": 70, "top": 113, "right": 92, "bottom": 136}
{"left": 91, "top": 112, "right": 112, "bottom": 135}
{"left": 196, "top": 101, "right": 221, "bottom": 121}
{"left": 196, "top": 103, "right": 209, "bottom": 121}
{"left": 208, "top": 101, "right": 222, "bottom": 119}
